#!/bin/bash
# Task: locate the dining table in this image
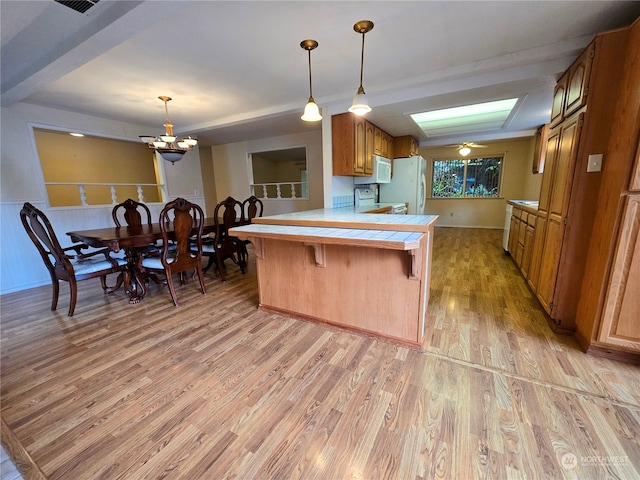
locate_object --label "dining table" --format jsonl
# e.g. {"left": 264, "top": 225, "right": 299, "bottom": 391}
{"left": 67, "top": 218, "right": 224, "bottom": 304}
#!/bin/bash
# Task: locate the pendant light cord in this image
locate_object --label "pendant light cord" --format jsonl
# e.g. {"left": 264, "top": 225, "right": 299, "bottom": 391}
{"left": 308, "top": 49, "right": 314, "bottom": 99}
{"left": 358, "top": 32, "right": 365, "bottom": 91}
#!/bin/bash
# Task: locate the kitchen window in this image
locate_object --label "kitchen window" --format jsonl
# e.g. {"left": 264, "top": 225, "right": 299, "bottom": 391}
{"left": 431, "top": 156, "right": 503, "bottom": 198}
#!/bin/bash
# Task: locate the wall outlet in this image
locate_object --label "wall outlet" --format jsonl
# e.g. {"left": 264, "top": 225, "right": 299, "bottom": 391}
{"left": 587, "top": 154, "right": 603, "bottom": 172}
{"left": 194, "top": 189, "right": 201, "bottom": 196}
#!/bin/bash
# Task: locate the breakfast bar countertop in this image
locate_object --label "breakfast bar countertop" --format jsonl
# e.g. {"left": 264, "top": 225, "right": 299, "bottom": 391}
{"left": 251, "top": 208, "right": 438, "bottom": 232}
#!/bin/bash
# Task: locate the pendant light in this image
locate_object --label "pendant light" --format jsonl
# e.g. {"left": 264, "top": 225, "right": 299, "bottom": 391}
{"left": 348, "top": 20, "right": 374, "bottom": 116}
{"left": 300, "top": 39, "right": 322, "bottom": 122}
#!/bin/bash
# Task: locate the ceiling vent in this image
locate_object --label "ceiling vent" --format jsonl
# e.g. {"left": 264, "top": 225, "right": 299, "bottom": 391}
{"left": 54, "top": 0, "right": 100, "bottom": 14}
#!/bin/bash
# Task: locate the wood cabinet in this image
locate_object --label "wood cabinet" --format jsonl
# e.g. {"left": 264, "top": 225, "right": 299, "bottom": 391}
{"left": 550, "top": 74, "right": 566, "bottom": 127}
{"left": 536, "top": 114, "right": 582, "bottom": 319}
{"left": 333, "top": 113, "right": 393, "bottom": 176}
{"left": 528, "top": 213, "right": 546, "bottom": 291}
{"left": 532, "top": 124, "right": 549, "bottom": 174}
{"left": 394, "top": 135, "right": 419, "bottom": 158}
{"left": 374, "top": 126, "right": 383, "bottom": 156}
{"left": 508, "top": 205, "right": 537, "bottom": 279}
{"left": 596, "top": 196, "right": 640, "bottom": 350}
{"left": 332, "top": 113, "right": 372, "bottom": 176}
{"left": 574, "top": 18, "right": 640, "bottom": 362}
{"left": 564, "top": 46, "right": 593, "bottom": 118}
{"left": 532, "top": 20, "right": 637, "bottom": 342}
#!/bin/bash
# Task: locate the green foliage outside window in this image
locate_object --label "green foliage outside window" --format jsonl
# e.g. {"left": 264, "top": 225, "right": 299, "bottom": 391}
{"left": 431, "top": 156, "right": 502, "bottom": 198}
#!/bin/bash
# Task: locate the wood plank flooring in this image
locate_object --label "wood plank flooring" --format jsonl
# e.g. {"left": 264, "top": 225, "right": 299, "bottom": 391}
{"left": 1, "top": 227, "right": 639, "bottom": 479}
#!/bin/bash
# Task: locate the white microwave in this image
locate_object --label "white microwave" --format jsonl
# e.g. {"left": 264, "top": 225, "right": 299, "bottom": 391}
{"left": 354, "top": 156, "right": 392, "bottom": 184}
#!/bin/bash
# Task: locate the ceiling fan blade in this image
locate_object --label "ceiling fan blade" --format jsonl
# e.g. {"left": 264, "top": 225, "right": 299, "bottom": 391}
{"left": 469, "top": 143, "right": 488, "bottom": 148}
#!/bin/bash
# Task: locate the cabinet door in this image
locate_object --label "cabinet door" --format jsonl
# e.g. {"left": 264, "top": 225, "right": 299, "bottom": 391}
{"left": 374, "top": 126, "right": 383, "bottom": 156}
{"left": 597, "top": 196, "right": 640, "bottom": 350}
{"left": 538, "top": 127, "right": 560, "bottom": 215}
{"left": 549, "top": 115, "right": 582, "bottom": 224}
{"left": 394, "top": 136, "right": 418, "bottom": 158}
{"left": 528, "top": 214, "right": 546, "bottom": 291}
{"left": 564, "top": 46, "right": 593, "bottom": 118}
{"left": 532, "top": 124, "right": 549, "bottom": 174}
{"left": 537, "top": 116, "right": 582, "bottom": 317}
{"left": 365, "top": 121, "right": 375, "bottom": 175}
{"left": 550, "top": 74, "right": 567, "bottom": 126}
{"left": 508, "top": 214, "right": 520, "bottom": 256}
{"left": 521, "top": 223, "right": 536, "bottom": 278}
{"left": 354, "top": 116, "right": 366, "bottom": 174}
{"left": 410, "top": 137, "right": 419, "bottom": 156}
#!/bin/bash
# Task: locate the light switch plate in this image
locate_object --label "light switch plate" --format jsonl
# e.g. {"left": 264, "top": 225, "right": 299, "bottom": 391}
{"left": 587, "top": 154, "right": 603, "bottom": 172}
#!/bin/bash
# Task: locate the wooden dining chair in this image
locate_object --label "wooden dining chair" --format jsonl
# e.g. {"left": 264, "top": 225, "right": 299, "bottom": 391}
{"left": 20, "top": 202, "right": 126, "bottom": 316}
{"left": 112, "top": 198, "right": 152, "bottom": 227}
{"left": 239, "top": 195, "right": 264, "bottom": 263}
{"left": 211, "top": 196, "right": 246, "bottom": 282}
{"left": 140, "top": 198, "right": 206, "bottom": 306}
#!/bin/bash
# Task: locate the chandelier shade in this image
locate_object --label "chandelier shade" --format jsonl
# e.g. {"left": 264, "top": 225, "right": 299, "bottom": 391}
{"left": 348, "top": 20, "right": 374, "bottom": 116}
{"left": 139, "top": 96, "right": 198, "bottom": 164}
{"left": 300, "top": 39, "right": 322, "bottom": 122}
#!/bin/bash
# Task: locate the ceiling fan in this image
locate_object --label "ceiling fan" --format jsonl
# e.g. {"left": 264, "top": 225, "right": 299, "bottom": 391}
{"left": 446, "top": 142, "right": 488, "bottom": 156}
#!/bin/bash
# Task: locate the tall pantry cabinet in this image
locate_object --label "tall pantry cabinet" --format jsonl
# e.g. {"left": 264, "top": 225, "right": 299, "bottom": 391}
{"left": 533, "top": 21, "right": 637, "bottom": 337}
{"left": 575, "top": 18, "right": 640, "bottom": 362}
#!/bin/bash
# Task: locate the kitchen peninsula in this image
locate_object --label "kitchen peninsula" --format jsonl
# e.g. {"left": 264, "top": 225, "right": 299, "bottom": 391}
{"left": 229, "top": 209, "right": 438, "bottom": 350}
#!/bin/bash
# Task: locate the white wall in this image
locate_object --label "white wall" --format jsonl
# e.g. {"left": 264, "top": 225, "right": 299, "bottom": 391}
{"left": 0, "top": 102, "right": 205, "bottom": 294}
{"left": 210, "top": 130, "right": 324, "bottom": 216}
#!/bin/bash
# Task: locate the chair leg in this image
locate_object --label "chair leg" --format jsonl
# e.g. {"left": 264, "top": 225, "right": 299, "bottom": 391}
{"left": 50, "top": 278, "right": 60, "bottom": 311}
{"left": 195, "top": 266, "right": 206, "bottom": 295}
{"left": 165, "top": 273, "right": 179, "bottom": 307}
{"left": 215, "top": 253, "right": 226, "bottom": 282}
{"left": 68, "top": 278, "right": 78, "bottom": 317}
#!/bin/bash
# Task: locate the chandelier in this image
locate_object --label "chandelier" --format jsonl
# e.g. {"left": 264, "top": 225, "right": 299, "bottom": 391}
{"left": 139, "top": 96, "right": 198, "bottom": 164}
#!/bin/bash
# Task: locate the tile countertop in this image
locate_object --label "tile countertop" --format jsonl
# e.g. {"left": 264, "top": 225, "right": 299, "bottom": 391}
{"left": 508, "top": 199, "right": 539, "bottom": 214}
{"left": 251, "top": 208, "right": 438, "bottom": 233}
{"left": 228, "top": 224, "right": 424, "bottom": 250}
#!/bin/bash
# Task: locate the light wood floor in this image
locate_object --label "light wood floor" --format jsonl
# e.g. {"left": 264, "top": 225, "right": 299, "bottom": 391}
{"left": 1, "top": 227, "right": 639, "bottom": 479}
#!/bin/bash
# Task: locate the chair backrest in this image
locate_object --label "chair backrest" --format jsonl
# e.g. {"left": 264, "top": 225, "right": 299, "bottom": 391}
{"left": 112, "top": 198, "right": 152, "bottom": 227}
{"left": 242, "top": 195, "right": 263, "bottom": 223}
{"left": 214, "top": 196, "right": 243, "bottom": 245}
{"left": 20, "top": 202, "right": 72, "bottom": 278}
{"left": 159, "top": 198, "right": 204, "bottom": 271}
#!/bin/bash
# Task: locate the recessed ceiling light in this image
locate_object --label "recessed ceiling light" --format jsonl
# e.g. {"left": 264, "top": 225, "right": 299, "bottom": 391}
{"left": 69, "top": 132, "right": 85, "bottom": 137}
{"left": 410, "top": 98, "right": 518, "bottom": 137}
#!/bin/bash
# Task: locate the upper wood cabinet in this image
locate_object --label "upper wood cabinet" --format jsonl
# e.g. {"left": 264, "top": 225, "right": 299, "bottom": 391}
{"left": 365, "top": 121, "right": 375, "bottom": 175}
{"left": 564, "top": 46, "right": 593, "bottom": 118}
{"left": 548, "top": 46, "right": 593, "bottom": 129}
{"left": 374, "top": 126, "right": 383, "bottom": 156}
{"left": 532, "top": 123, "right": 550, "bottom": 174}
{"left": 332, "top": 113, "right": 370, "bottom": 176}
{"left": 550, "top": 74, "right": 567, "bottom": 127}
{"left": 394, "top": 135, "right": 419, "bottom": 158}
{"left": 375, "top": 128, "right": 394, "bottom": 159}
{"left": 332, "top": 114, "right": 393, "bottom": 176}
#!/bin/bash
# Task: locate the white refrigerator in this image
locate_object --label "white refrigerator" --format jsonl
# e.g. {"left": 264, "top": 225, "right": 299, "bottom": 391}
{"left": 379, "top": 156, "right": 427, "bottom": 215}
